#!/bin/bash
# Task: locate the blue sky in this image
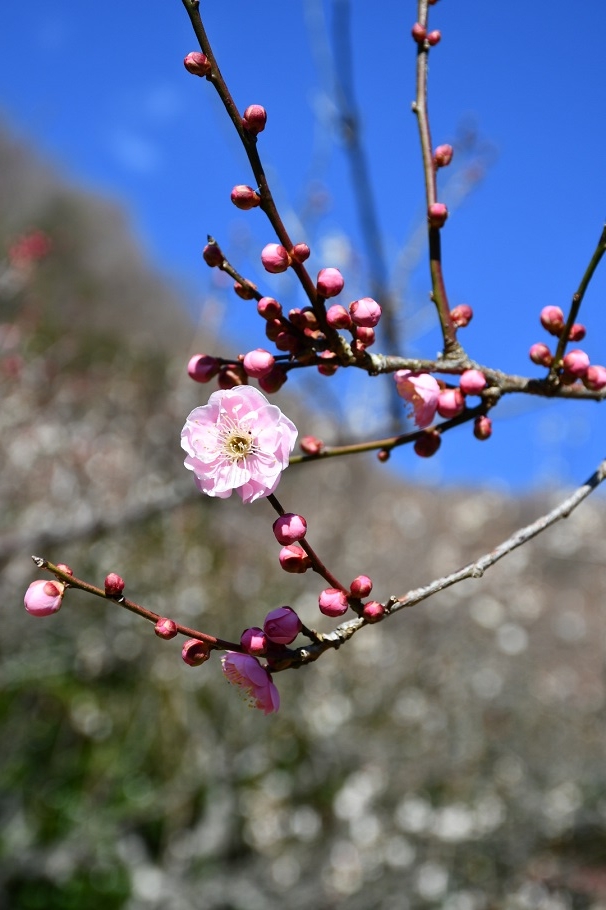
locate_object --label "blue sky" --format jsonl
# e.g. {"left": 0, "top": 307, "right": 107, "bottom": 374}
{"left": 2, "top": 1, "right": 606, "bottom": 492}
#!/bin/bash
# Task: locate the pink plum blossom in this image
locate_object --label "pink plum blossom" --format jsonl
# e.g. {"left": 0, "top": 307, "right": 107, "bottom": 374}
{"left": 181, "top": 386, "right": 297, "bottom": 504}
{"left": 263, "top": 606, "right": 302, "bottom": 644}
{"left": 394, "top": 370, "right": 440, "bottom": 428}
{"left": 222, "top": 652, "right": 280, "bottom": 714}
{"left": 24, "top": 579, "right": 65, "bottom": 617}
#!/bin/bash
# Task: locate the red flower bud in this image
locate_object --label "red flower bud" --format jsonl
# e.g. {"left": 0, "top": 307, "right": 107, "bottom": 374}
{"left": 202, "top": 242, "right": 224, "bottom": 268}
{"left": 427, "top": 30, "right": 441, "bottom": 46}
{"left": 411, "top": 23, "right": 427, "bottom": 43}
{"left": 433, "top": 144, "right": 453, "bottom": 168}
{"left": 350, "top": 575, "right": 373, "bottom": 598}
{"left": 316, "top": 268, "right": 344, "bottom": 299}
{"left": 155, "top": 618, "right": 178, "bottom": 639}
{"left": 273, "top": 513, "right": 308, "bottom": 545}
{"left": 473, "top": 415, "right": 492, "bottom": 440}
{"left": 242, "top": 104, "right": 267, "bottom": 134}
{"left": 362, "top": 601, "right": 385, "bottom": 623}
{"left": 258, "top": 364, "right": 288, "bottom": 393}
{"left": 257, "top": 297, "right": 282, "bottom": 320}
{"left": 300, "top": 435, "right": 324, "bottom": 455}
{"left": 261, "top": 243, "right": 291, "bottom": 274}
{"left": 181, "top": 639, "right": 211, "bottom": 666}
{"left": 414, "top": 430, "right": 441, "bottom": 458}
{"left": 529, "top": 343, "right": 553, "bottom": 367}
{"left": 230, "top": 185, "right": 261, "bottom": 210}
{"left": 318, "top": 588, "right": 349, "bottom": 617}
{"left": 279, "top": 545, "right": 312, "bottom": 574}
{"left": 428, "top": 202, "right": 448, "bottom": 228}
{"left": 450, "top": 304, "right": 473, "bottom": 327}
{"left": 187, "top": 354, "right": 220, "bottom": 383}
{"left": 540, "top": 306, "right": 565, "bottom": 337}
{"left": 292, "top": 243, "right": 310, "bottom": 263}
{"left": 183, "top": 52, "right": 211, "bottom": 77}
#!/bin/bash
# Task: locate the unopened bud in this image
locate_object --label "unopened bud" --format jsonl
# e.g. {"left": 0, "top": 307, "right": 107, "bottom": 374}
{"left": 377, "top": 448, "right": 390, "bottom": 462}
{"left": 450, "top": 304, "right": 473, "bottom": 327}
{"left": 104, "top": 573, "right": 125, "bottom": 597}
{"left": 55, "top": 563, "right": 74, "bottom": 577}
{"left": 414, "top": 429, "right": 441, "bottom": 457}
{"left": 355, "top": 326, "right": 376, "bottom": 346}
{"left": 583, "top": 364, "right": 606, "bottom": 391}
{"left": 300, "top": 435, "right": 324, "bottom": 455}
{"left": 428, "top": 202, "right": 448, "bottom": 228}
{"left": 273, "top": 513, "right": 308, "bottom": 545}
{"left": 433, "top": 144, "right": 453, "bottom": 168}
{"left": 187, "top": 353, "right": 220, "bottom": 383}
{"left": 562, "top": 348, "right": 590, "bottom": 379}
{"left": 230, "top": 185, "right": 261, "bottom": 210}
{"left": 181, "top": 638, "right": 211, "bottom": 666}
{"left": 529, "top": 343, "right": 552, "bottom": 367}
{"left": 362, "top": 601, "right": 385, "bottom": 623}
{"left": 540, "top": 305, "right": 565, "bottom": 337}
{"left": 279, "top": 545, "right": 312, "bottom": 574}
{"left": 261, "top": 243, "right": 291, "bottom": 274}
{"left": 243, "top": 348, "right": 275, "bottom": 379}
{"left": 202, "top": 242, "right": 224, "bottom": 268}
{"left": 217, "top": 365, "right": 247, "bottom": 389}
{"left": 24, "top": 579, "right": 65, "bottom": 617}
{"left": 233, "top": 281, "right": 257, "bottom": 300}
{"left": 349, "top": 297, "right": 382, "bottom": 328}
{"left": 316, "top": 267, "right": 344, "bottom": 299}
{"left": 319, "top": 588, "right": 349, "bottom": 617}
{"left": 263, "top": 606, "right": 302, "bottom": 645}
{"left": 240, "top": 627, "right": 268, "bottom": 655}
{"left": 242, "top": 104, "right": 267, "bottom": 134}
{"left": 427, "top": 30, "right": 441, "bottom": 46}
{"left": 183, "top": 52, "right": 211, "bottom": 77}
{"left": 326, "top": 304, "right": 352, "bottom": 329}
{"left": 437, "top": 388, "right": 465, "bottom": 418}
{"left": 257, "top": 297, "right": 282, "bottom": 320}
{"left": 292, "top": 243, "right": 311, "bottom": 263}
{"left": 473, "top": 415, "right": 492, "bottom": 440}
{"left": 350, "top": 575, "right": 373, "bottom": 598}
{"left": 459, "top": 369, "right": 487, "bottom": 396}
{"left": 258, "top": 364, "right": 288, "bottom": 393}
{"left": 155, "top": 618, "right": 178, "bottom": 639}
{"left": 568, "top": 323, "right": 586, "bottom": 342}
{"left": 411, "top": 22, "right": 427, "bottom": 43}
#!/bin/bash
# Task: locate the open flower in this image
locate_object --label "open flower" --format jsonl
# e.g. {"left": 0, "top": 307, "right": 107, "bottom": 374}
{"left": 394, "top": 370, "right": 440, "bottom": 428}
{"left": 222, "top": 652, "right": 280, "bottom": 714}
{"left": 181, "top": 386, "right": 297, "bottom": 504}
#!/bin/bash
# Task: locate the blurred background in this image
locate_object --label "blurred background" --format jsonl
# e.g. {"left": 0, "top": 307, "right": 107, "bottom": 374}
{"left": 1, "top": 2, "right": 606, "bottom": 907}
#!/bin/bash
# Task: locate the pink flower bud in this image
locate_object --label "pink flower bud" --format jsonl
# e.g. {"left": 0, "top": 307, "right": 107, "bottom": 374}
{"left": 411, "top": 22, "right": 427, "bottom": 42}
{"left": 217, "top": 365, "right": 247, "bottom": 389}
{"left": 317, "top": 359, "right": 339, "bottom": 376}
{"left": 292, "top": 243, "right": 310, "bottom": 263}
{"left": 275, "top": 331, "right": 300, "bottom": 354}
{"left": 154, "top": 618, "right": 178, "bottom": 639}
{"left": 349, "top": 297, "right": 382, "bottom": 328}
{"left": 437, "top": 388, "right": 465, "bottom": 418}
{"left": 583, "top": 364, "right": 606, "bottom": 391}
{"left": 263, "top": 606, "right": 302, "bottom": 645}
{"left": 289, "top": 307, "right": 318, "bottom": 330}
{"left": 319, "top": 588, "right": 349, "bottom": 617}
{"left": 450, "top": 304, "right": 473, "bottom": 327}
{"left": 240, "top": 626, "right": 268, "bottom": 655}
{"left": 300, "top": 435, "right": 324, "bottom": 455}
{"left": 433, "top": 144, "right": 454, "bottom": 168}
{"left": 562, "top": 348, "right": 590, "bottom": 378}
{"left": 104, "top": 573, "right": 125, "bottom": 597}
{"left": 428, "top": 202, "right": 448, "bottom": 228}
{"left": 265, "top": 318, "right": 283, "bottom": 342}
{"left": 273, "top": 513, "right": 308, "bottom": 545}
{"left": 377, "top": 448, "right": 390, "bottom": 462}
{"left": 529, "top": 343, "right": 553, "bottom": 367}
{"left": 202, "top": 242, "right": 223, "bottom": 268}
{"left": 326, "top": 304, "right": 352, "bottom": 329}
{"left": 568, "top": 323, "right": 586, "bottom": 342}
{"left": 362, "top": 601, "right": 385, "bottom": 623}
{"left": 473, "top": 415, "right": 492, "bottom": 440}
{"left": 427, "top": 30, "right": 441, "bottom": 46}
{"left": 394, "top": 370, "right": 440, "bottom": 428}
{"left": 243, "top": 348, "right": 275, "bottom": 379}
{"left": 230, "top": 185, "right": 261, "bottom": 210}
{"left": 242, "top": 104, "right": 267, "bottom": 134}
{"left": 414, "top": 429, "right": 441, "bottom": 457}
{"left": 350, "top": 575, "right": 373, "bottom": 598}
{"left": 279, "top": 545, "right": 312, "bottom": 573}
{"left": 258, "top": 364, "right": 288, "bottom": 393}
{"left": 355, "top": 326, "right": 376, "bottom": 346}
{"left": 233, "top": 281, "right": 257, "bottom": 300}
{"left": 55, "top": 563, "right": 74, "bottom": 577}
{"left": 540, "top": 306, "right": 565, "bottom": 337}
{"left": 24, "top": 579, "right": 65, "bottom": 617}
{"left": 257, "top": 297, "right": 282, "bottom": 320}
{"left": 183, "top": 52, "right": 211, "bottom": 77}
{"left": 316, "top": 268, "right": 344, "bottom": 299}
{"left": 261, "top": 243, "right": 291, "bottom": 274}
{"left": 459, "top": 369, "right": 487, "bottom": 396}
{"left": 181, "top": 638, "right": 211, "bottom": 666}
{"left": 187, "top": 353, "right": 220, "bottom": 383}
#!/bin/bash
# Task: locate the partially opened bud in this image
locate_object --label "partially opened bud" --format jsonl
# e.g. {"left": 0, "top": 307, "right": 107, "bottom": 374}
{"left": 155, "top": 618, "right": 178, "bottom": 639}
{"left": 261, "top": 243, "right": 291, "bottom": 274}
{"left": 104, "top": 573, "right": 125, "bottom": 597}
{"left": 263, "top": 606, "right": 302, "bottom": 644}
{"left": 230, "top": 185, "right": 261, "bottom": 210}
{"left": 240, "top": 627, "right": 268, "bottom": 655}
{"left": 181, "top": 639, "right": 211, "bottom": 666}
{"left": 273, "top": 513, "right": 308, "bottom": 545}
{"left": 24, "top": 579, "right": 65, "bottom": 617}
{"left": 242, "top": 104, "right": 267, "bottom": 134}
{"left": 243, "top": 349, "right": 275, "bottom": 379}
{"left": 349, "top": 297, "right": 382, "bottom": 328}
{"left": 319, "top": 588, "right": 349, "bottom": 617}
{"left": 187, "top": 353, "right": 220, "bottom": 383}
{"left": 279, "top": 545, "right": 311, "bottom": 573}
{"left": 316, "top": 268, "right": 344, "bottom": 298}
{"left": 183, "top": 52, "right": 211, "bottom": 77}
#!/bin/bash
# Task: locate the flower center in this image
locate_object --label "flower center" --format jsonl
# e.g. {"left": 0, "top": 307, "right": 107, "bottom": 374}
{"left": 218, "top": 416, "right": 258, "bottom": 463}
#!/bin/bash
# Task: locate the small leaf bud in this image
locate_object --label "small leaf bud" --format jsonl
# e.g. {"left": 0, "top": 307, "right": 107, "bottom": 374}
{"left": 377, "top": 448, "right": 390, "bottom": 462}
